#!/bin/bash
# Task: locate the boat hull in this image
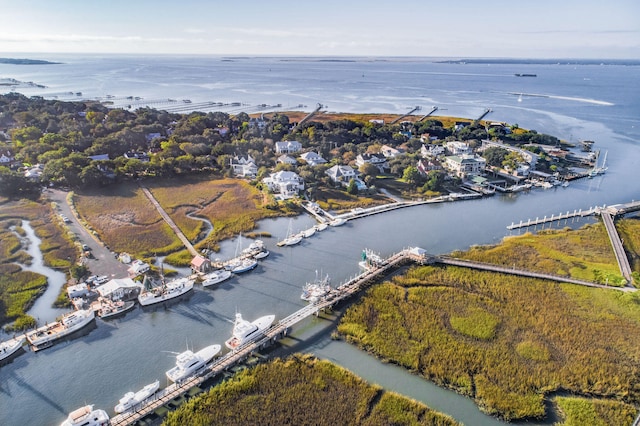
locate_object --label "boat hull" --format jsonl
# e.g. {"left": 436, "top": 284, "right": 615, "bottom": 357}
{"left": 26, "top": 310, "right": 96, "bottom": 351}
{"left": 225, "top": 314, "right": 275, "bottom": 350}
{"left": 202, "top": 269, "right": 232, "bottom": 287}
{"left": 114, "top": 380, "right": 160, "bottom": 413}
{"left": 166, "top": 344, "right": 221, "bottom": 383}
{"left": 0, "top": 336, "right": 25, "bottom": 363}
{"left": 138, "top": 279, "right": 194, "bottom": 307}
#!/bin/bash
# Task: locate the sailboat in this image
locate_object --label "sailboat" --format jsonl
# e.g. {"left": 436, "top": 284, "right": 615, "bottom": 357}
{"left": 226, "top": 234, "right": 258, "bottom": 274}
{"left": 276, "top": 219, "right": 302, "bottom": 247}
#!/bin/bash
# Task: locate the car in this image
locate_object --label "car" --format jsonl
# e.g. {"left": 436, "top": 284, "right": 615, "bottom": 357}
{"left": 95, "top": 275, "right": 109, "bottom": 284}
{"left": 86, "top": 275, "right": 98, "bottom": 283}
{"left": 60, "top": 215, "right": 71, "bottom": 223}
{"left": 82, "top": 244, "right": 90, "bottom": 251}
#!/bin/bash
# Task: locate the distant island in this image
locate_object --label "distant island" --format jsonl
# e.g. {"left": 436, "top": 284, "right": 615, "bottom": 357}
{"left": 437, "top": 58, "right": 640, "bottom": 66}
{"left": 0, "top": 58, "right": 60, "bottom": 65}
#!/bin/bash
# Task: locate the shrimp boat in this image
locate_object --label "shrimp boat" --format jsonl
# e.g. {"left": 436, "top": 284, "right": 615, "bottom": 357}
{"left": 138, "top": 267, "right": 194, "bottom": 307}
{"left": 26, "top": 309, "right": 95, "bottom": 351}
{"left": 301, "top": 272, "right": 332, "bottom": 302}
{"left": 0, "top": 335, "right": 25, "bottom": 363}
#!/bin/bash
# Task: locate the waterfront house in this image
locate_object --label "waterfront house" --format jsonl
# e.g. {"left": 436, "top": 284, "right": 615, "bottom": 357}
{"left": 277, "top": 154, "right": 297, "bottom": 166}
{"left": 417, "top": 158, "right": 443, "bottom": 175}
{"left": 380, "top": 144, "right": 404, "bottom": 158}
{"left": 421, "top": 144, "right": 445, "bottom": 158}
{"left": 355, "top": 153, "right": 388, "bottom": 173}
{"left": 230, "top": 154, "right": 258, "bottom": 178}
{"left": 262, "top": 170, "right": 304, "bottom": 199}
{"left": 275, "top": 140, "right": 302, "bottom": 154}
{"left": 191, "top": 255, "right": 211, "bottom": 273}
{"left": 299, "top": 151, "right": 327, "bottom": 166}
{"left": 445, "top": 141, "right": 472, "bottom": 156}
{"left": 128, "top": 259, "right": 150, "bottom": 277}
{"left": 481, "top": 139, "right": 539, "bottom": 170}
{"left": 444, "top": 154, "right": 487, "bottom": 178}
{"left": 326, "top": 164, "right": 359, "bottom": 186}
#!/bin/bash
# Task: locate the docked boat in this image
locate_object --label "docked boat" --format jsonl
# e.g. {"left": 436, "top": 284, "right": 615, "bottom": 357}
{"left": 329, "top": 218, "right": 346, "bottom": 226}
{"left": 277, "top": 219, "right": 303, "bottom": 247}
{"left": 301, "top": 272, "right": 332, "bottom": 302}
{"left": 0, "top": 335, "right": 25, "bottom": 363}
{"left": 314, "top": 222, "right": 328, "bottom": 232}
{"left": 97, "top": 299, "right": 136, "bottom": 319}
{"left": 60, "top": 405, "right": 109, "bottom": 426}
{"left": 26, "top": 309, "right": 95, "bottom": 351}
{"left": 114, "top": 380, "right": 160, "bottom": 413}
{"left": 242, "top": 239, "right": 270, "bottom": 259}
{"left": 301, "top": 227, "right": 316, "bottom": 238}
{"left": 201, "top": 269, "right": 232, "bottom": 287}
{"left": 225, "top": 313, "right": 275, "bottom": 350}
{"left": 138, "top": 276, "right": 194, "bottom": 307}
{"left": 166, "top": 344, "right": 222, "bottom": 383}
{"left": 253, "top": 249, "right": 270, "bottom": 260}
{"left": 227, "top": 257, "right": 258, "bottom": 274}
{"left": 358, "top": 249, "right": 385, "bottom": 271}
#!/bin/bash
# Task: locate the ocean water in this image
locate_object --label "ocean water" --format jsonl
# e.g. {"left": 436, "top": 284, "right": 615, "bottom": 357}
{"left": 0, "top": 56, "right": 639, "bottom": 426}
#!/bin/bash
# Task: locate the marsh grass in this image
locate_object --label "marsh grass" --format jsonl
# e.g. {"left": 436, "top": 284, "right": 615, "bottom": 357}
{"left": 163, "top": 354, "right": 459, "bottom": 426}
{"left": 314, "top": 187, "right": 391, "bottom": 212}
{"left": 554, "top": 396, "right": 637, "bottom": 426}
{"left": 338, "top": 264, "right": 640, "bottom": 422}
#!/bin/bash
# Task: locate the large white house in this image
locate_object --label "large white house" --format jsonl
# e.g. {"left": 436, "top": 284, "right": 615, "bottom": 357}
{"left": 355, "top": 153, "right": 388, "bottom": 173}
{"left": 445, "top": 154, "right": 487, "bottom": 178}
{"left": 299, "top": 151, "right": 327, "bottom": 166}
{"left": 262, "top": 170, "right": 304, "bottom": 199}
{"left": 230, "top": 154, "right": 258, "bottom": 178}
{"left": 275, "top": 140, "right": 302, "bottom": 154}
{"left": 445, "top": 141, "right": 472, "bottom": 156}
{"left": 326, "top": 164, "right": 359, "bottom": 186}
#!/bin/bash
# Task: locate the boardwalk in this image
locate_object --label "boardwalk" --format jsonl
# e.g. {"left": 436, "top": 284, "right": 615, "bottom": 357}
{"left": 139, "top": 184, "right": 199, "bottom": 257}
{"left": 601, "top": 211, "right": 633, "bottom": 283}
{"left": 507, "top": 206, "right": 601, "bottom": 230}
{"left": 109, "top": 247, "right": 635, "bottom": 425}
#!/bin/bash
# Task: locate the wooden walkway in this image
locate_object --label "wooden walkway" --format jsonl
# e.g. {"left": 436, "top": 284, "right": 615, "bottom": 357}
{"left": 109, "top": 247, "right": 635, "bottom": 425}
{"left": 139, "top": 184, "right": 199, "bottom": 257}
{"left": 601, "top": 211, "right": 633, "bottom": 284}
{"left": 507, "top": 206, "right": 601, "bottom": 230}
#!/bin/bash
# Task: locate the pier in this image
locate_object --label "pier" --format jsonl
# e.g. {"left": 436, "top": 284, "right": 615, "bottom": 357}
{"left": 507, "top": 206, "right": 601, "bottom": 230}
{"left": 475, "top": 108, "right": 492, "bottom": 122}
{"left": 417, "top": 106, "right": 438, "bottom": 122}
{"left": 390, "top": 106, "right": 421, "bottom": 124}
{"left": 109, "top": 246, "right": 634, "bottom": 425}
{"left": 601, "top": 211, "right": 633, "bottom": 283}
{"left": 292, "top": 103, "right": 323, "bottom": 131}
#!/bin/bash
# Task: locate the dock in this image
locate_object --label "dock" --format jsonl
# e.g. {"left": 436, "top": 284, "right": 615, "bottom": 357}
{"left": 475, "top": 108, "right": 492, "bottom": 122}
{"left": 109, "top": 246, "right": 635, "bottom": 425}
{"left": 292, "top": 103, "right": 323, "bottom": 131}
{"left": 390, "top": 106, "right": 421, "bottom": 124}
{"left": 417, "top": 106, "right": 438, "bottom": 122}
{"left": 507, "top": 206, "right": 601, "bottom": 230}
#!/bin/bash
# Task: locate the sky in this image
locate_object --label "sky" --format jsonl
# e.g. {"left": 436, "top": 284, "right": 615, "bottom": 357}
{"left": 0, "top": 0, "right": 638, "bottom": 59}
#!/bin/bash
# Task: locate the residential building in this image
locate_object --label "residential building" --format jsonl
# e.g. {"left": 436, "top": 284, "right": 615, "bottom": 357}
{"left": 262, "top": 170, "right": 304, "bottom": 199}
{"left": 326, "top": 164, "right": 359, "bottom": 186}
{"left": 481, "top": 139, "right": 539, "bottom": 170}
{"left": 275, "top": 140, "right": 302, "bottom": 154}
{"left": 299, "top": 151, "right": 327, "bottom": 166}
{"left": 128, "top": 259, "right": 150, "bottom": 277}
{"left": 421, "top": 144, "right": 445, "bottom": 158}
{"left": 445, "top": 141, "right": 472, "bottom": 156}
{"left": 417, "top": 158, "right": 443, "bottom": 175}
{"left": 380, "top": 145, "right": 404, "bottom": 158}
{"left": 277, "top": 154, "right": 297, "bottom": 166}
{"left": 445, "top": 154, "right": 487, "bottom": 178}
{"left": 355, "top": 153, "right": 388, "bottom": 173}
{"left": 230, "top": 154, "right": 258, "bottom": 178}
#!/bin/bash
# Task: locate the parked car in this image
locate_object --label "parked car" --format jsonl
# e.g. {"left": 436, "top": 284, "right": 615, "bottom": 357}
{"left": 60, "top": 215, "right": 70, "bottom": 223}
{"left": 82, "top": 244, "right": 90, "bottom": 251}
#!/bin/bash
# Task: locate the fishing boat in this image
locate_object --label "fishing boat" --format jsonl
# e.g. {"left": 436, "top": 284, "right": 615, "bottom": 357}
{"left": 26, "top": 309, "right": 95, "bottom": 351}
{"left": 358, "top": 249, "right": 385, "bottom": 271}
{"left": 138, "top": 274, "right": 194, "bottom": 307}
{"left": 114, "top": 380, "right": 160, "bottom": 413}
{"left": 60, "top": 405, "right": 109, "bottom": 426}
{"left": 242, "top": 239, "right": 270, "bottom": 259}
{"left": 0, "top": 335, "right": 25, "bottom": 363}
{"left": 225, "top": 313, "right": 275, "bottom": 350}
{"left": 276, "top": 220, "right": 303, "bottom": 246}
{"left": 301, "top": 272, "right": 331, "bottom": 302}
{"left": 201, "top": 269, "right": 232, "bottom": 287}
{"left": 97, "top": 299, "right": 136, "bottom": 319}
{"left": 166, "top": 344, "right": 222, "bottom": 383}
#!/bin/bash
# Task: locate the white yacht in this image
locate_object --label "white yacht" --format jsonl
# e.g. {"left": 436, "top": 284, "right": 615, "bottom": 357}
{"left": 314, "top": 222, "right": 328, "bottom": 232}
{"left": 138, "top": 276, "right": 194, "bottom": 307}
{"left": 201, "top": 269, "right": 232, "bottom": 287}
{"left": 26, "top": 309, "right": 95, "bottom": 351}
{"left": 227, "top": 257, "right": 258, "bottom": 274}
{"left": 225, "top": 313, "right": 275, "bottom": 350}
{"left": 60, "top": 405, "right": 109, "bottom": 426}
{"left": 166, "top": 344, "right": 222, "bottom": 383}
{"left": 0, "top": 335, "right": 25, "bottom": 362}
{"left": 301, "top": 227, "right": 316, "bottom": 238}
{"left": 114, "top": 380, "right": 160, "bottom": 413}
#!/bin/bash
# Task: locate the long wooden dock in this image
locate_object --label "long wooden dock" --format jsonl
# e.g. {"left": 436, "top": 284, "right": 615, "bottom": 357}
{"left": 390, "top": 106, "right": 421, "bottom": 124}
{"left": 109, "top": 246, "right": 635, "bottom": 425}
{"left": 507, "top": 206, "right": 601, "bottom": 230}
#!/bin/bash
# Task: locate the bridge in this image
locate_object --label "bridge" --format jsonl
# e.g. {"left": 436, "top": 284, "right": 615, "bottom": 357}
{"left": 109, "top": 247, "right": 635, "bottom": 425}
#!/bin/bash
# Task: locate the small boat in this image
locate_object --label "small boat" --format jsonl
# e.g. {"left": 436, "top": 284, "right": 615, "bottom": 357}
{"left": 562, "top": 181, "right": 570, "bottom": 188}
{"left": 301, "top": 227, "right": 316, "bottom": 238}
{"left": 253, "top": 250, "right": 270, "bottom": 260}
{"left": 329, "top": 218, "right": 346, "bottom": 227}
{"left": 225, "top": 313, "right": 275, "bottom": 350}
{"left": 227, "top": 257, "right": 258, "bottom": 274}
{"left": 60, "top": 405, "right": 109, "bottom": 426}
{"left": 26, "top": 309, "right": 95, "bottom": 351}
{"left": 277, "top": 220, "right": 303, "bottom": 246}
{"left": 314, "top": 223, "right": 328, "bottom": 232}
{"left": 166, "top": 344, "right": 222, "bottom": 383}
{"left": 242, "top": 239, "right": 269, "bottom": 259}
{"left": 138, "top": 275, "right": 194, "bottom": 307}
{"left": 201, "top": 269, "right": 232, "bottom": 287}
{"left": 98, "top": 299, "right": 135, "bottom": 319}
{"left": 0, "top": 335, "right": 25, "bottom": 363}
{"left": 301, "top": 272, "right": 332, "bottom": 302}
{"left": 114, "top": 380, "right": 160, "bottom": 413}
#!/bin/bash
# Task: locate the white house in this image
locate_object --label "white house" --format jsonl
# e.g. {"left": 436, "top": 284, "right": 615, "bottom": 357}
{"left": 445, "top": 155, "right": 487, "bottom": 178}
{"left": 277, "top": 154, "right": 297, "bottom": 165}
{"left": 95, "top": 278, "right": 143, "bottom": 301}
{"left": 128, "top": 259, "right": 150, "bottom": 277}
{"left": 299, "top": 151, "right": 327, "bottom": 166}
{"left": 355, "top": 153, "right": 388, "bottom": 173}
{"left": 326, "top": 164, "right": 359, "bottom": 186}
{"left": 445, "top": 141, "right": 472, "bottom": 156}
{"left": 275, "top": 140, "right": 302, "bottom": 154}
{"left": 417, "top": 158, "right": 443, "bottom": 175}
{"left": 230, "top": 154, "right": 258, "bottom": 178}
{"left": 262, "top": 170, "right": 304, "bottom": 199}
{"left": 421, "top": 144, "right": 445, "bottom": 158}
{"left": 380, "top": 145, "right": 404, "bottom": 158}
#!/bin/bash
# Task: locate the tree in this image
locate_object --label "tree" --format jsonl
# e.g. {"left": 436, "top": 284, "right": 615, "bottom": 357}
{"left": 346, "top": 179, "right": 358, "bottom": 195}
{"left": 402, "top": 165, "right": 421, "bottom": 186}
{"left": 483, "top": 147, "right": 509, "bottom": 167}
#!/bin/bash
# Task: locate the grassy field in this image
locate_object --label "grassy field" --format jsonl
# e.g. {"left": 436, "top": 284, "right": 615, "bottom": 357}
{"left": 337, "top": 221, "right": 640, "bottom": 422}
{"left": 0, "top": 197, "right": 77, "bottom": 328}
{"left": 276, "top": 111, "right": 472, "bottom": 128}
{"left": 314, "top": 187, "right": 392, "bottom": 213}
{"left": 553, "top": 396, "right": 637, "bottom": 425}
{"left": 451, "top": 222, "right": 630, "bottom": 286}
{"left": 164, "top": 354, "right": 459, "bottom": 426}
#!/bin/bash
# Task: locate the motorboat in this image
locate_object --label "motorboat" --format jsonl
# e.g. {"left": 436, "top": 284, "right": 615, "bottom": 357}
{"left": 225, "top": 313, "right": 275, "bottom": 350}
{"left": 114, "top": 380, "right": 160, "bottom": 413}
{"left": 138, "top": 276, "right": 194, "bottom": 307}
{"left": 242, "top": 239, "right": 270, "bottom": 259}
{"left": 60, "top": 405, "right": 109, "bottom": 426}
{"left": 26, "top": 309, "right": 95, "bottom": 351}
{"left": 301, "top": 272, "right": 332, "bottom": 302}
{"left": 301, "top": 227, "right": 316, "bottom": 238}
{"left": 201, "top": 269, "right": 232, "bottom": 287}
{"left": 329, "top": 218, "right": 346, "bottom": 226}
{"left": 253, "top": 249, "right": 270, "bottom": 260}
{"left": 314, "top": 223, "right": 328, "bottom": 232}
{"left": 166, "top": 344, "right": 222, "bottom": 383}
{"left": 97, "top": 299, "right": 136, "bottom": 319}
{"left": 227, "top": 257, "right": 258, "bottom": 274}
{"left": 0, "top": 335, "right": 25, "bottom": 362}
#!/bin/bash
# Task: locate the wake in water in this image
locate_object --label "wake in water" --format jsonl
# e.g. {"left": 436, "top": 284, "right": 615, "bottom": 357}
{"left": 508, "top": 92, "right": 614, "bottom": 106}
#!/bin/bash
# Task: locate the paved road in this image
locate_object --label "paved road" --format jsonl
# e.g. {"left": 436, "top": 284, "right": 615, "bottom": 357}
{"left": 45, "top": 189, "right": 130, "bottom": 281}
